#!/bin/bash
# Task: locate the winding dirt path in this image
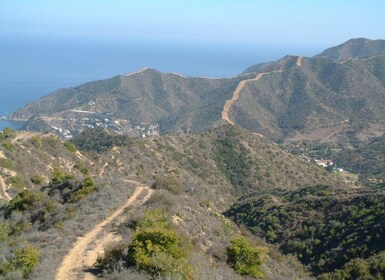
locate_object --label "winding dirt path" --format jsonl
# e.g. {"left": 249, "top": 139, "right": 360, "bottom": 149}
{"left": 0, "top": 174, "right": 11, "bottom": 201}
{"left": 221, "top": 56, "right": 303, "bottom": 126}
{"left": 56, "top": 185, "right": 153, "bottom": 280}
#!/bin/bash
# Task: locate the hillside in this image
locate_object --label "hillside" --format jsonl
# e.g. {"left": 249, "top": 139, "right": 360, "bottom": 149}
{"left": 226, "top": 185, "right": 385, "bottom": 279}
{"left": 231, "top": 54, "right": 385, "bottom": 143}
{"left": 0, "top": 125, "right": 353, "bottom": 279}
{"left": 314, "top": 38, "right": 385, "bottom": 61}
{"left": 11, "top": 69, "right": 253, "bottom": 139}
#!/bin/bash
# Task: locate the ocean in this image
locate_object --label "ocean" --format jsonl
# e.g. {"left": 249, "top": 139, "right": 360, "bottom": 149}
{"left": 0, "top": 38, "right": 322, "bottom": 130}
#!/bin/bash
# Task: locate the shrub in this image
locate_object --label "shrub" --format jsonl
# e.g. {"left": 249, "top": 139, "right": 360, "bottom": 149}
{"left": 152, "top": 176, "right": 183, "bottom": 194}
{"left": 10, "top": 175, "right": 26, "bottom": 190}
{"left": 0, "top": 243, "right": 40, "bottom": 278}
{"left": 68, "top": 177, "right": 95, "bottom": 203}
{"left": 63, "top": 141, "right": 77, "bottom": 153}
{"left": 30, "top": 175, "right": 44, "bottom": 185}
{"left": 97, "top": 209, "right": 192, "bottom": 278}
{"left": 226, "top": 235, "right": 268, "bottom": 279}
{"left": 51, "top": 168, "right": 65, "bottom": 185}
{"left": 2, "top": 142, "right": 15, "bottom": 152}
{"left": 74, "top": 161, "right": 89, "bottom": 175}
{"left": 29, "top": 136, "right": 41, "bottom": 148}
{"left": 7, "top": 190, "right": 46, "bottom": 212}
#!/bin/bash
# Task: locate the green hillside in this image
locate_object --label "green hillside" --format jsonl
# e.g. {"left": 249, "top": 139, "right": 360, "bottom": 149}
{"left": 226, "top": 185, "right": 385, "bottom": 279}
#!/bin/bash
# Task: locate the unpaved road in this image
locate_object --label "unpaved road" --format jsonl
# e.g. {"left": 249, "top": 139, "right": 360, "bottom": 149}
{"left": 0, "top": 174, "right": 11, "bottom": 201}
{"left": 56, "top": 185, "right": 153, "bottom": 280}
{"left": 222, "top": 56, "right": 303, "bottom": 126}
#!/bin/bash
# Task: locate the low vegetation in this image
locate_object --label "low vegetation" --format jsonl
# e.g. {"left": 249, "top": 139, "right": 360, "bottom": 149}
{"left": 226, "top": 185, "right": 385, "bottom": 278}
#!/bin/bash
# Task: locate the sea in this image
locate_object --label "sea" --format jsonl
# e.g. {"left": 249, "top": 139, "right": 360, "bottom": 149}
{"left": 0, "top": 38, "right": 322, "bottom": 131}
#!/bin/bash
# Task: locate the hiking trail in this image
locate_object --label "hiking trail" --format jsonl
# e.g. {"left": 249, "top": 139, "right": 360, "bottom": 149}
{"left": 56, "top": 184, "right": 153, "bottom": 280}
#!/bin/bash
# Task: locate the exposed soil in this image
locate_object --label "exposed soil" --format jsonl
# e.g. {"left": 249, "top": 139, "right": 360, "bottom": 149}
{"left": 56, "top": 185, "right": 153, "bottom": 280}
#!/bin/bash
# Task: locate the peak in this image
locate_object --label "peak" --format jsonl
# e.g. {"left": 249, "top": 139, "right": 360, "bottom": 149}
{"left": 124, "top": 67, "right": 161, "bottom": 77}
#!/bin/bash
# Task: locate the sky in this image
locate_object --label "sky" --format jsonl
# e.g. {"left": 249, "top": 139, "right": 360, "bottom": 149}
{"left": 1, "top": 0, "right": 385, "bottom": 47}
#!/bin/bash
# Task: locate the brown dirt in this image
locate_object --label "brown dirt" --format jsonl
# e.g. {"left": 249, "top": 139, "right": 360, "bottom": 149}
{"left": 0, "top": 174, "right": 11, "bottom": 201}
{"left": 296, "top": 56, "right": 303, "bottom": 66}
{"left": 56, "top": 185, "right": 153, "bottom": 280}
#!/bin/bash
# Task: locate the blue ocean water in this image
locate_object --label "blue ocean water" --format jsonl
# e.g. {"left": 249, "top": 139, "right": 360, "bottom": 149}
{"left": 0, "top": 37, "right": 322, "bottom": 130}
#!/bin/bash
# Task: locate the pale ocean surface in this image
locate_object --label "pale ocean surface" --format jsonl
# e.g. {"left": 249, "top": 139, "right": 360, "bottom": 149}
{"left": 0, "top": 37, "right": 322, "bottom": 130}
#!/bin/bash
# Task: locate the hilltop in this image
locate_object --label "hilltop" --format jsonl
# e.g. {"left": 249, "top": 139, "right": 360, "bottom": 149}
{"left": 314, "top": 38, "right": 385, "bottom": 61}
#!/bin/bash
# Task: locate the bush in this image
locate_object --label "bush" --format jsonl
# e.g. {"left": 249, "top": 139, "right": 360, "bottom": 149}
{"left": 74, "top": 161, "right": 89, "bottom": 175}
{"left": 10, "top": 175, "right": 26, "bottom": 190}
{"left": 50, "top": 168, "right": 65, "bottom": 185}
{"left": 2, "top": 142, "right": 15, "bottom": 152}
{"left": 0, "top": 242, "right": 40, "bottom": 278}
{"left": 30, "top": 175, "right": 44, "bottom": 185}
{"left": 7, "top": 190, "right": 46, "bottom": 212}
{"left": 63, "top": 141, "right": 77, "bottom": 153}
{"left": 152, "top": 176, "right": 183, "bottom": 195}
{"left": 126, "top": 227, "right": 191, "bottom": 277}
{"left": 68, "top": 177, "right": 95, "bottom": 203}
{"left": 226, "top": 235, "right": 268, "bottom": 279}
{"left": 97, "top": 209, "right": 192, "bottom": 278}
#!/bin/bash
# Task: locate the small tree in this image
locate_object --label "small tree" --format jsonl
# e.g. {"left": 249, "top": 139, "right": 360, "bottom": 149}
{"left": 226, "top": 235, "right": 268, "bottom": 279}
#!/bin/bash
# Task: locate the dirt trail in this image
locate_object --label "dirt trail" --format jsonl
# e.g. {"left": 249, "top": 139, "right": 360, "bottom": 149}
{"left": 222, "top": 56, "right": 303, "bottom": 126}
{"left": 296, "top": 56, "right": 303, "bottom": 66}
{"left": 11, "top": 131, "right": 38, "bottom": 143}
{"left": 56, "top": 185, "right": 153, "bottom": 280}
{"left": 0, "top": 175, "right": 11, "bottom": 201}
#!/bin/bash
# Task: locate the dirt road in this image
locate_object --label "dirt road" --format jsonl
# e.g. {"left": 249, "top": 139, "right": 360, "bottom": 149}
{"left": 0, "top": 175, "right": 11, "bottom": 201}
{"left": 56, "top": 185, "right": 153, "bottom": 280}
{"left": 222, "top": 56, "right": 303, "bottom": 126}
{"left": 222, "top": 56, "right": 303, "bottom": 125}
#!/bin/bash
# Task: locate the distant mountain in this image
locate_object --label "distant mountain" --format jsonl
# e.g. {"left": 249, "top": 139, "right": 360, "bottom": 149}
{"left": 231, "top": 53, "right": 385, "bottom": 143}
{"left": 12, "top": 68, "right": 252, "bottom": 138}
{"left": 11, "top": 39, "right": 385, "bottom": 145}
{"left": 314, "top": 38, "right": 385, "bottom": 61}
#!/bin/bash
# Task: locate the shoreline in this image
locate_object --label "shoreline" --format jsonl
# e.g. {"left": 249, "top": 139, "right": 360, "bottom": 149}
{"left": 0, "top": 116, "right": 28, "bottom": 122}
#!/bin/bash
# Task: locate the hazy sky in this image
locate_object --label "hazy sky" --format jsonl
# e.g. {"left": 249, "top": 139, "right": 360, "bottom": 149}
{"left": 1, "top": 0, "right": 385, "bottom": 47}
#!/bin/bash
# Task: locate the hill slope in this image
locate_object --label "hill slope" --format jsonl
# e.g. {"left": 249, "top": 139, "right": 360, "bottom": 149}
{"left": 314, "top": 38, "right": 385, "bottom": 61}
{"left": 11, "top": 69, "right": 252, "bottom": 138}
{"left": 1, "top": 126, "right": 334, "bottom": 279}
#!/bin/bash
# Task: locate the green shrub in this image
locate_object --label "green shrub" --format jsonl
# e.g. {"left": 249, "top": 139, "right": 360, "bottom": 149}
{"left": 10, "top": 175, "right": 26, "bottom": 190}
{"left": 97, "top": 209, "right": 192, "bottom": 278}
{"left": 63, "top": 141, "right": 77, "bottom": 153}
{"left": 152, "top": 176, "right": 183, "bottom": 194}
{"left": 8, "top": 190, "right": 46, "bottom": 212}
{"left": 51, "top": 168, "right": 65, "bottom": 185}
{"left": 29, "top": 136, "right": 41, "bottom": 148}
{"left": 226, "top": 235, "right": 268, "bottom": 279}
{"left": 30, "top": 175, "right": 44, "bottom": 185}
{"left": 0, "top": 243, "right": 40, "bottom": 278}
{"left": 50, "top": 168, "right": 74, "bottom": 185}
{"left": 74, "top": 161, "right": 89, "bottom": 175}
{"left": 2, "top": 142, "right": 15, "bottom": 152}
{"left": 68, "top": 177, "right": 95, "bottom": 203}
